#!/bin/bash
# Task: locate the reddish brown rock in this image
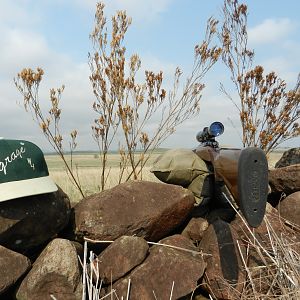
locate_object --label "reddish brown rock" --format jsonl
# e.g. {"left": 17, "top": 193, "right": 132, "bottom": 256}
{"left": 16, "top": 238, "right": 82, "bottom": 300}
{"left": 269, "top": 164, "right": 300, "bottom": 195}
{"left": 74, "top": 180, "right": 195, "bottom": 242}
{"left": 277, "top": 191, "right": 300, "bottom": 227}
{"left": 181, "top": 217, "right": 209, "bottom": 243}
{"left": 0, "top": 246, "right": 31, "bottom": 294}
{"left": 112, "top": 235, "right": 206, "bottom": 299}
{"left": 199, "top": 219, "right": 246, "bottom": 300}
{"left": 90, "top": 236, "right": 149, "bottom": 284}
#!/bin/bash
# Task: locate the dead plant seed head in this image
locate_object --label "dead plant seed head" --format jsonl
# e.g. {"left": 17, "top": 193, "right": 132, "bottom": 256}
{"left": 219, "top": 0, "right": 300, "bottom": 153}
{"left": 88, "top": 2, "right": 220, "bottom": 188}
{"left": 14, "top": 68, "right": 84, "bottom": 198}
{"left": 16, "top": 1, "right": 221, "bottom": 194}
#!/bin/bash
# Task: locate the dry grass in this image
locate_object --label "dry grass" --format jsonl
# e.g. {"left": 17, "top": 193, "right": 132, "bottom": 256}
{"left": 49, "top": 166, "right": 159, "bottom": 202}
{"left": 224, "top": 211, "right": 300, "bottom": 300}
{"left": 267, "top": 150, "right": 285, "bottom": 169}
{"left": 46, "top": 152, "right": 162, "bottom": 202}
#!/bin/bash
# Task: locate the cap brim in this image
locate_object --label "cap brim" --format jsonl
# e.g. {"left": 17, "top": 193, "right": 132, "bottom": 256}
{"left": 0, "top": 176, "right": 58, "bottom": 202}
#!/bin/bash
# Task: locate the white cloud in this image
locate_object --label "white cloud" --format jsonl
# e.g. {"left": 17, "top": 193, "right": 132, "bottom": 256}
{"left": 257, "top": 56, "right": 298, "bottom": 85}
{"left": 0, "top": 0, "right": 42, "bottom": 29}
{"left": 74, "top": 0, "right": 172, "bottom": 22}
{"left": 248, "top": 18, "right": 297, "bottom": 45}
{"left": 0, "top": 15, "right": 93, "bottom": 150}
{"left": 0, "top": 29, "right": 50, "bottom": 77}
{"left": 137, "top": 53, "right": 177, "bottom": 85}
{"left": 0, "top": 20, "right": 180, "bottom": 152}
{"left": 111, "top": 0, "right": 172, "bottom": 22}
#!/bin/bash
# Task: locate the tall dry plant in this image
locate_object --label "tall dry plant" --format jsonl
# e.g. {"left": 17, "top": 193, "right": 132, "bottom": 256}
{"left": 226, "top": 211, "right": 300, "bottom": 299}
{"left": 220, "top": 0, "right": 300, "bottom": 153}
{"left": 89, "top": 3, "right": 222, "bottom": 190}
{"left": 14, "top": 68, "right": 84, "bottom": 197}
{"left": 14, "top": 2, "right": 221, "bottom": 195}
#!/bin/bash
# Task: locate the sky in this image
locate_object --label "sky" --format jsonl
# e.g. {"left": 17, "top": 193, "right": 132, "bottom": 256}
{"left": 1, "top": 0, "right": 299, "bottom": 152}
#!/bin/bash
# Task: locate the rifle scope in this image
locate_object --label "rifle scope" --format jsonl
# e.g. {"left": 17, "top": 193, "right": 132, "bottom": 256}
{"left": 196, "top": 121, "right": 224, "bottom": 143}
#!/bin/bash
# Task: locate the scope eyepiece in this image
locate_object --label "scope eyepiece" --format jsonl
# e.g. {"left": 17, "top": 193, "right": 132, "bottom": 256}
{"left": 196, "top": 121, "right": 224, "bottom": 144}
{"left": 209, "top": 121, "right": 224, "bottom": 137}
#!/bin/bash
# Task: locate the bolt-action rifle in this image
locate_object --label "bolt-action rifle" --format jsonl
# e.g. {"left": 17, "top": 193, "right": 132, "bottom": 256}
{"left": 194, "top": 121, "right": 268, "bottom": 227}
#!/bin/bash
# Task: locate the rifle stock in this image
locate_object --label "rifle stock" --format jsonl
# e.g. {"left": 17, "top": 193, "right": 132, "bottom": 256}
{"left": 194, "top": 146, "right": 241, "bottom": 203}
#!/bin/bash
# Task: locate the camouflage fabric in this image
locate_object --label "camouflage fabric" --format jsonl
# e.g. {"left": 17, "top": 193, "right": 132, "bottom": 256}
{"left": 151, "top": 148, "right": 209, "bottom": 204}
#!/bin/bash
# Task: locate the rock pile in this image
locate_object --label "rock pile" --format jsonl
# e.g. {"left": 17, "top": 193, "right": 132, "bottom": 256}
{"left": 0, "top": 149, "right": 299, "bottom": 299}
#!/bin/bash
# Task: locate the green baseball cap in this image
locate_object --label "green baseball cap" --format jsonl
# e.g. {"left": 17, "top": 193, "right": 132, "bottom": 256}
{"left": 0, "top": 139, "right": 57, "bottom": 202}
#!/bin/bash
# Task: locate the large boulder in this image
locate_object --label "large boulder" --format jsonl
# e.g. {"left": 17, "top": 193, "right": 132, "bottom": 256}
{"left": 90, "top": 236, "right": 149, "bottom": 284}
{"left": 112, "top": 234, "right": 206, "bottom": 299}
{"left": 16, "top": 238, "right": 82, "bottom": 300}
{"left": 0, "top": 245, "right": 31, "bottom": 295}
{"left": 74, "top": 180, "right": 195, "bottom": 242}
{"left": 275, "top": 148, "right": 300, "bottom": 168}
{"left": 268, "top": 164, "right": 300, "bottom": 195}
{"left": 277, "top": 191, "right": 300, "bottom": 227}
{"left": 0, "top": 187, "right": 71, "bottom": 252}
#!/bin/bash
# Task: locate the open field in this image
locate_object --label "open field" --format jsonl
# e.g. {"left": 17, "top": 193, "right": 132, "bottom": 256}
{"left": 46, "top": 152, "right": 163, "bottom": 202}
{"left": 46, "top": 149, "right": 283, "bottom": 202}
{"left": 45, "top": 151, "right": 164, "bottom": 170}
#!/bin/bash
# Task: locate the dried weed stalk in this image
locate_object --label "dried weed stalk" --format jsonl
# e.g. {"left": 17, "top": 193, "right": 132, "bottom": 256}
{"left": 220, "top": 0, "right": 300, "bottom": 153}
{"left": 219, "top": 196, "right": 300, "bottom": 300}
{"left": 238, "top": 216, "right": 300, "bottom": 299}
{"left": 89, "top": 3, "right": 221, "bottom": 190}
{"left": 14, "top": 68, "right": 84, "bottom": 197}
{"left": 14, "top": 2, "right": 221, "bottom": 195}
